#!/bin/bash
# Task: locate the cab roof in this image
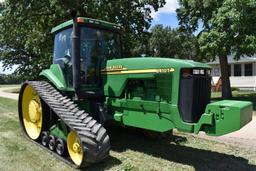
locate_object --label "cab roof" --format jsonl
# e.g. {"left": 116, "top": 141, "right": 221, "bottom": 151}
{"left": 51, "top": 17, "right": 122, "bottom": 33}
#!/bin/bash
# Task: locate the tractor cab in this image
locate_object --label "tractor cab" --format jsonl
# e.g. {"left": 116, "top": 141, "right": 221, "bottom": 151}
{"left": 51, "top": 17, "right": 122, "bottom": 97}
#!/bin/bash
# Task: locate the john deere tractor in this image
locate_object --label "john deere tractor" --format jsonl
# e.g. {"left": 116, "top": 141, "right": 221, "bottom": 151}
{"left": 18, "top": 14, "right": 253, "bottom": 168}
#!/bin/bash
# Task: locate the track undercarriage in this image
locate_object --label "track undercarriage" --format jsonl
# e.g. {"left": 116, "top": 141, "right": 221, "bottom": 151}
{"left": 18, "top": 81, "right": 110, "bottom": 168}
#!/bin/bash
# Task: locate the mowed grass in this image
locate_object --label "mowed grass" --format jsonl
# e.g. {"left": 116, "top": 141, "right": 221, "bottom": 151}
{"left": 211, "top": 90, "right": 256, "bottom": 99}
{"left": 0, "top": 97, "right": 73, "bottom": 171}
{"left": 0, "top": 97, "right": 256, "bottom": 170}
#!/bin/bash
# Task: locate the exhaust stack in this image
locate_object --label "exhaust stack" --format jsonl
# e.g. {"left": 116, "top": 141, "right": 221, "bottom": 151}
{"left": 71, "top": 10, "right": 80, "bottom": 97}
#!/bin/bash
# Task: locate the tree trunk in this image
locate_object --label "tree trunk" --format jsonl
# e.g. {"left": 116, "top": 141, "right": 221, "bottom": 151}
{"left": 219, "top": 55, "right": 232, "bottom": 99}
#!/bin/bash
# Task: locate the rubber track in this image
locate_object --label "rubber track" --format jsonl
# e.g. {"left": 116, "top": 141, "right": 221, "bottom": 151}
{"left": 24, "top": 81, "right": 110, "bottom": 168}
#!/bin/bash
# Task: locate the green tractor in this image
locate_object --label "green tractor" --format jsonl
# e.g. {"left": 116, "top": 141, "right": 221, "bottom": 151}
{"left": 18, "top": 14, "right": 253, "bottom": 168}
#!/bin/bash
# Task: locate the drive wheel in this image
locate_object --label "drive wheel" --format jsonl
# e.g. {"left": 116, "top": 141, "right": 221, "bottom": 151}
{"left": 18, "top": 84, "right": 43, "bottom": 140}
{"left": 67, "top": 131, "right": 83, "bottom": 166}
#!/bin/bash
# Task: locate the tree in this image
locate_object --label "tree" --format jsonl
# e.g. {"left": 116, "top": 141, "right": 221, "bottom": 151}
{"left": 0, "top": 2, "right": 3, "bottom": 14}
{"left": 149, "top": 24, "right": 199, "bottom": 60}
{"left": 177, "top": 0, "right": 256, "bottom": 98}
{"left": 0, "top": 0, "right": 166, "bottom": 79}
{"left": 130, "top": 32, "right": 151, "bottom": 57}
{"left": 0, "top": 73, "right": 24, "bottom": 84}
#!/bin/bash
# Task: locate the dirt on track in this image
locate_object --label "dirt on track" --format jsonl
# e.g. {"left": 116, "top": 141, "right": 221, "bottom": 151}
{"left": 0, "top": 86, "right": 255, "bottom": 150}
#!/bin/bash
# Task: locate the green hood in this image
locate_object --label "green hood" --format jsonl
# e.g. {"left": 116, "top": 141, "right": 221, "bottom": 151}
{"left": 106, "top": 57, "right": 210, "bottom": 71}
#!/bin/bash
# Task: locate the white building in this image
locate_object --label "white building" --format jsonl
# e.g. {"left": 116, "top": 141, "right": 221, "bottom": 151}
{"left": 208, "top": 56, "right": 256, "bottom": 91}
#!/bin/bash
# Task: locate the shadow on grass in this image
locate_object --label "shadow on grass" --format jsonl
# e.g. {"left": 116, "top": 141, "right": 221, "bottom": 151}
{"left": 85, "top": 125, "right": 256, "bottom": 171}
{"left": 212, "top": 92, "right": 256, "bottom": 110}
{"left": 83, "top": 155, "right": 122, "bottom": 171}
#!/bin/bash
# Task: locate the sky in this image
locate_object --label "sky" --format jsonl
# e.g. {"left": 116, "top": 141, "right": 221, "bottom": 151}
{"left": 151, "top": 0, "right": 180, "bottom": 28}
{"left": 0, "top": 62, "right": 18, "bottom": 74}
{"left": 0, "top": 0, "right": 180, "bottom": 74}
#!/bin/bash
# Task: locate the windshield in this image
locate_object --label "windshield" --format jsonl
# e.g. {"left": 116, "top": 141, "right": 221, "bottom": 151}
{"left": 80, "top": 27, "right": 121, "bottom": 84}
{"left": 80, "top": 27, "right": 121, "bottom": 59}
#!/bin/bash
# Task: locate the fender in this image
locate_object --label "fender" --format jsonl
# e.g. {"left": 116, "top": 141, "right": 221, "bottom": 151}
{"left": 39, "top": 64, "right": 69, "bottom": 91}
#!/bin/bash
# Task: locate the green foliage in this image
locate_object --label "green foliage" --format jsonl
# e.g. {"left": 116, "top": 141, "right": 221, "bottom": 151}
{"left": 177, "top": 0, "right": 256, "bottom": 60}
{"left": 0, "top": 0, "right": 166, "bottom": 79}
{"left": 177, "top": 0, "right": 256, "bottom": 98}
{"left": 0, "top": 2, "right": 3, "bottom": 14}
{"left": 149, "top": 25, "right": 199, "bottom": 60}
{"left": 231, "top": 87, "right": 240, "bottom": 91}
{"left": 130, "top": 32, "right": 151, "bottom": 57}
{"left": 0, "top": 73, "right": 23, "bottom": 84}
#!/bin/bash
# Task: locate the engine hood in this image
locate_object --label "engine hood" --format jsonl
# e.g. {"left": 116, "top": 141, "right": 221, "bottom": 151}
{"left": 104, "top": 57, "right": 210, "bottom": 72}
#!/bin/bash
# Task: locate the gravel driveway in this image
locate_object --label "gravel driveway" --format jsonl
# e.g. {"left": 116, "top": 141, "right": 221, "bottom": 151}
{"left": 0, "top": 87, "right": 19, "bottom": 100}
{"left": 195, "top": 112, "right": 256, "bottom": 150}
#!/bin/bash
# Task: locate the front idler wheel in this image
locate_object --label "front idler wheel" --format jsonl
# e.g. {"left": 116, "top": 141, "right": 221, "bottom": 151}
{"left": 67, "top": 131, "right": 83, "bottom": 166}
{"left": 56, "top": 138, "right": 67, "bottom": 156}
{"left": 48, "top": 135, "right": 56, "bottom": 151}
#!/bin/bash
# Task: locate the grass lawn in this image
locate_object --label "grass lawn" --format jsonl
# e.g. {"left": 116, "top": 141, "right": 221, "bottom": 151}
{"left": 0, "top": 97, "right": 256, "bottom": 171}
